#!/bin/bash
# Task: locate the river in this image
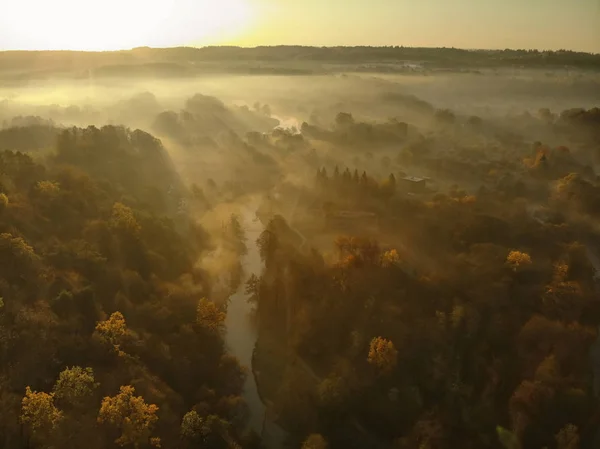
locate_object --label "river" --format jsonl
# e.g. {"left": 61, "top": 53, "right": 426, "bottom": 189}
{"left": 223, "top": 200, "right": 286, "bottom": 447}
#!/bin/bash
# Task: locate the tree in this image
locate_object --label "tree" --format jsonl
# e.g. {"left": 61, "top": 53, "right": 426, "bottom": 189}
{"left": 509, "top": 380, "right": 552, "bottom": 437}
{"left": 333, "top": 165, "right": 340, "bottom": 181}
{"left": 435, "top": 109, "right": 455, "bottom": 125}
{"left": 335, "top": 112, "right": 354, "bottom": 128}
{"left": 53, "top": 366, "right": 98, "bottom": 408}
{"left": 0, "top": 233, "right": 40, "bottom": 282}
{"left": 256, "top": 228, "right": 278, "bottom": 268}
{"left": 181, "top": 410, "right": 204, "bottom": 440}
{"left": 228, "top": 214, "right": 247, "bottom": 256}
{"left": 555, "top": 424, "right": 579, "bottom": 449}
{"left": 302, "top": 434, "right": 328, "bottom": 449}
{"left": 368, "top": 337, "right": 398, "bottom": 374}
{"left": 496, "top": 426, "right": 521, "bottom": 449}
{"left": 95, "top": 311, "right": 127, "bottom": 352}
{"left": 506, "top": 250, "right": 532, "bottom": 271}
{"left": 196, "top": 298, "right": 226, "bottom": 334}
{"left": 110, "top": 202, "right": 141, "bottom": 235}
{"left": 21, "top": 387, "right": 62, "bottom": 438}
{"left": 381, "top": 249, "right": 400, "bottom": 267}
{"left": 181, "top": 411, "right": 230, "bottom": 448}
{"left": 98, "top": 385, "right": 159, "bottom": 448}
{"left": 36, "top": 180, "right": 61, "bottom": 197}
{"left": 317, "top": 375, "right": 349, "bottom": 411}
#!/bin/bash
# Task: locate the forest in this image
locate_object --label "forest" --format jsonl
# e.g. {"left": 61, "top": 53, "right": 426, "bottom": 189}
{"left": 0, "top": 50, "right": 599, "bottom": 449}
{"left": 1, "top": 46, "right": 600, "bottom": 82}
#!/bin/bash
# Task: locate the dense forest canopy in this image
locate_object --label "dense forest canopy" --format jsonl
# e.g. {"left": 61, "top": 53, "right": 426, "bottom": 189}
{"left": 0, "top": 46, "right": 599, "bottom": 82}
{"left": 0, "top": 48, "right": 599, "bottom": 449}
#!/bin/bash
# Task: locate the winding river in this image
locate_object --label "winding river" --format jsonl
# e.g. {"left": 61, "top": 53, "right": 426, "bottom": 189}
{"left": 223, "top": 200, "right": 286, "bottom": 447}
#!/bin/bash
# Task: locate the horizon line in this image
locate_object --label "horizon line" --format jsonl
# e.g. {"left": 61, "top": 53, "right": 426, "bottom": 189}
{"left": 0, "top": 45, "right": 598, "bottom": 56}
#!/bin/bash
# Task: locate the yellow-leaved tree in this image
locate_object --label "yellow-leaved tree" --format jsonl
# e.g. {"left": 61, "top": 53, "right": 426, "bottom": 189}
{"left": 368, "top": 336, "right": 398, "bottom": 375}
{"left": 110, "top": 202, "right": 141, "bottom": 235}
{"left": 302, "top": 433, "right": 329, "bottom": 449}
{"left": 506, "top": 250, "right": 532, "bottom": 271}
{"left": 98, "top": 385, "right": 159, "bottom": 448}
{"left": 21, "top": 387, "right": 62, "bottom": 441}
{"left": 95, "top": 311, "right": 127, "bottom": 352}
{"left": 196, "top": 298, "right": 226, "bottom": 334}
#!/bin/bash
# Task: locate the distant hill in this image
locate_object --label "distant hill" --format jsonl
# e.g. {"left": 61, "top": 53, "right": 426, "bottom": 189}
{"left": 0, "top": 46, "right": 598, "bottom": 80}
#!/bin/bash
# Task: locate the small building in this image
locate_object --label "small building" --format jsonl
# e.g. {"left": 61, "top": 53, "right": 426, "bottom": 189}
{"left": 400, "top": 176, "right": 427, "bottom": 194}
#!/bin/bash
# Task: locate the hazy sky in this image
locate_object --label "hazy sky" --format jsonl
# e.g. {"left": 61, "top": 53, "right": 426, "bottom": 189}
{"left": 1, "top": 0, "right": 599, "bottom": 52}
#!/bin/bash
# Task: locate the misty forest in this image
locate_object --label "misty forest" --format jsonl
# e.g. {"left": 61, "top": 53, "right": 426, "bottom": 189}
{"left": 0, "top": 47, "right": 600, "bottom": 449}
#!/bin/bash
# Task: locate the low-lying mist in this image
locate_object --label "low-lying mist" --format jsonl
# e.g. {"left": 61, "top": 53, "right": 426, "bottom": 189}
{"left": 1, "top": 54, "right": 600, "bottom": 449}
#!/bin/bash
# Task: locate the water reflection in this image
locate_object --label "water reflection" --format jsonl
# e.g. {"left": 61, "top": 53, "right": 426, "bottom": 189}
{"left": 224, "top": 200, "right": 286, "bottom": 447}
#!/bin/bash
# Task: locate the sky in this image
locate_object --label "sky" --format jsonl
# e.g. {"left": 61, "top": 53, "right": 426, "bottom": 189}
{"left": 0, "top": 0, "right": 599, "bottom": 52}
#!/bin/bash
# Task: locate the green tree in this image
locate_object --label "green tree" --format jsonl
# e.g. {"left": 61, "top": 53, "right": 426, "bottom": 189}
{"left": 53, "top": 366, "right": 98, "bottom": 408}
{"left": 181, "top": 410, "right": 204, "bottom": 440}
{"left": 181, "top": 411, "right": 230, "bottom": 448}
{"left": 228, "top": 214, "right": 247, "bottom": 256}
{"left": 98, "top": 385, "right": 159, "bottom": 448}
{"left": 335, "top": 112, "right": 354, "bottom": 128}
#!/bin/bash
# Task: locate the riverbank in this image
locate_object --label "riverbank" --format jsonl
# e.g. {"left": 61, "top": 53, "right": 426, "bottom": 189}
{"left": 252, "top": 328, "right": 289, "bottom": 407}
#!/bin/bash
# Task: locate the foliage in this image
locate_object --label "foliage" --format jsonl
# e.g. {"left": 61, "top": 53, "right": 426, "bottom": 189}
{"left": 196, "top": 298, "right": 226, "bottom": 333}
{"left": 52, "top": 366, "right": 98, "bottom": 407}
{"left": 302, "top": 433, "right": 329, "bottom": 449}
{"left": 555, "top": 424, "right": 580, "bottom": 449}
{"left": 21, "top": 387, "right": 62, "bottom": 435}
{"left": 506, "top": 250, "right": 532, "bottom": 270}
{"left": 97, "top": 385, "right": 159, "bottom": 447}
{"left": 367, "top": 337, "right": 398, "bottom": 374}
{"left": 95, "top": 311, "right": 127, "bottom": 351}
{"left": 110, "top": 202, "right": 141, "bottom": 235}
{"left": 180, "top": 410, "right": 204, "bottom": 440}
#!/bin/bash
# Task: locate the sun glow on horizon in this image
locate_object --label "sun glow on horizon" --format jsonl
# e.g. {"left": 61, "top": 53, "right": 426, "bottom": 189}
{"left": 1, "top": 0, "right": 255, "bottom": 51}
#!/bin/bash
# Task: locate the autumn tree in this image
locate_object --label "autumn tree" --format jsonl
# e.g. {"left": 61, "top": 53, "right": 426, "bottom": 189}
{"left": 302, "top": 433, "right": 328, "bottom": 449}
{"left": 98, "top": 385, "right": 159, "bottom": 448}
{"left": 196, "top": 298, "right": 226, "bottom": 334}
{"left": 506, "top": 250, "right": 532, "bottom": 271}
{"left": 110, "top": 202, "right": 141, "bottom": 235}
{"left": 0, "top": 232, "right": 40, "bottom": 283}
{"left": 0, "top": 192, "right": 8, "bottom": 210}
{"left": 95, "top": 311, "right": 127, "bottom": 352}
{"left": 381, "top": 249, "right": 401, "bottom": 267}
{"left": 21, "top": 387, "right": 62, "bottom": 442}
{"left": 36, "top": 180, "right": 61, "bottom": 197}
{"left": 368, "top": 337, "right": 398, "bottom": 375}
